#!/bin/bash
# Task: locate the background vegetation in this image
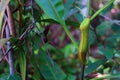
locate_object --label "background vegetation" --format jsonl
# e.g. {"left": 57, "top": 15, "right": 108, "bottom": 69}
{"left": 0, "top": 0, "right": 120, "bottom": 80}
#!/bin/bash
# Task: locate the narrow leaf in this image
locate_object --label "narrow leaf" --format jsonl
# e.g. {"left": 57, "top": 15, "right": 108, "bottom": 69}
{"left": 19, "top": 52, "right": 26, "bottom": 80}
{"left": 0, "top": 74, "right": 22, "bottom": 80}
{"left": 35, "top": 0, "right": 78, "bottom": 48}
{"left": 85, "top": 58, "right": 107, "bottom": 76}
{"left": 35, "top": 49, "right": 66, "bottom": 80}
{"left": 16, "top": 47, "right": 26, "bottom": 80}
{"left": 35, "top": 0, "right": 64, "bottom": 22}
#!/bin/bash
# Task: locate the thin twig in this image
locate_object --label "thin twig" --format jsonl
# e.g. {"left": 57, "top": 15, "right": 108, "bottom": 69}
{"left": 30, "top": 1, "right": 55, "bottom": 67}
{"left": 33, "top": 25, "right": 55, "bottom": 68}
{"left": 5, "top": 24, "right": 14, "bottom": 75}
{"left": 3, "top": 4, "right": 16, "bottom": 75}
{"left": 90, "top": 0, "right": 114, "bottom": 21}
{"left": 0, "top": 19, "right": 9, "bottom": 62}
{"left": 0, "top": 47, "right": 13, "bottom": 63}
{"left": 80, "top": 64, "right": 85, "bottom": 80}
{"left": 30, "top": 1, "right": 54, "bottom": 67}
{"left": 88, "top": 0, "right": 91, "bottom": 17}
{"left": 0, "top": 13, "right": 41, "bottom": 63}
{"left": 1, "top": 15, "right": 39, "bottom": 59}
{"left": 6, "top": 4, "right": 16, "bottom": 36}
{"left": 18, "top": 6, "right": 22, "bottom": 31}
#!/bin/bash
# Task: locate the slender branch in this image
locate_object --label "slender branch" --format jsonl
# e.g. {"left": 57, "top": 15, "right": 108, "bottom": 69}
{"left": 0, "top": 14, "right": 40, "bottom": 61}
{"left": 31, "top": 0, "right": 35, "bottom": 23}
{"left": 19, "top": 24, "right": 34, "bottom": 40}
{"left": 90, "top": 0, "right": 114, "bottom": 21}
{"left": 6, "top": 4, "right": 15, "bottom": 75}
{"left": 0, "top": 47, "right": 13, "bottom": 63}
{"left": 0, "top": 19, "right": 9, "bottom": 62}
{"left": 88, "top": 0, "right": 91, "bottom": 17}
{"left": 1, "top": 47, "right": 7, "bottom": 61}
{"left": 30, "top": 0, "right": 54, "bottom": 67}
{"left": 34, "top": 25, "right": 55, "bottom": 67}
{"left": 0, "top": 12, "right": 41, "bottom": 63}
{"left": 0, "top": 25, "right": 37, "bottom": 63}
{"left": 30, "top": 1, "right": 54, "bottom": 67}
{"left": 80, "top": 64, "right": 85, "bottom": 80}
{"left": 19, "top": 15, "right": 40, "bottom": 40}
{"left": 6, "top": 4, "right": 16, "bottom": 36}
{"left": 17, "top": 0, "right": 22, "bottom": 31}
{"left": 5, "top": 24, "right": 15, "bottom": 75}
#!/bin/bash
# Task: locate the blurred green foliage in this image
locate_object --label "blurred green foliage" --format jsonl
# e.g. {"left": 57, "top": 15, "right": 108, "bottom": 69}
{"left": 0, "top": 0, "right": 120, "bottom": 80}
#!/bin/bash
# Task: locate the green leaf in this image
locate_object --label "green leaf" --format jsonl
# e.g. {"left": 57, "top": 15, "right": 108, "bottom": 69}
{"left": 63, "top": 44, "right": 76, "bottom": 58}
{"left": 111, "top": 23, "right": 120, "bottom": 33}
{"left": 66, "top": 74, "right": 76, "bottom": 80}
{"left": 17, "top": 48, "right": 26, "bottom": 80}
{"left": 88, "top": 29, "right": 96, "bottom": 46}
{"left": 0, "top": 0, "right": 10, "bottom": 30}
{"left": 8, "top": 74, "right": 22, "bottom": 80}
{"left": 96, "top": 21, "right": 113, "bottom": 36}
{"left": 0, "top": 74, "right": 22, "bottom": 80}
{"left": 74, "top": 13, "right": 84, "bottom": 23}
{"left": 40, "top": 19, "right": 80, "bottom": 27}
{"left": 64, "top": 0, "right": 74, "bottom": 9}
{"left": 98, "top": 46, "right": 114, "bottom": 60}
{"left": 19, "top": 52, "right": 26, "bottom": 80}
{"left": 35, "top": 0, "right": 64, "bottom": 22}
{"left": 35, "top": 0, "right": 78, "bottom": 48}
{"left": 34, "top": 49, "right": 66, "bottom": 80}
{"left": 31, "top": 54, "right": 45, "bottom": 80}
{"left": 85, "top": 58, "right": 107, "bottom": 76}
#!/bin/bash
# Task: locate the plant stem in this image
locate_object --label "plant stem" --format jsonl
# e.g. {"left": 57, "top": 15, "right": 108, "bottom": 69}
{"left": 6, "top": 4, "right": 15, "bottom": 75}
{"left": 90, "top": 0, "right": 114, "bottom": 21}
{"left": 62, "top": 22, "right": 79, "bottom": 49}
{"left": 87, "top": 0, "right": 91, "bottom": 17}
{"left": 6, "top": 4, "right": 16, "bottom": 36}
{"left": 48, "top": 0, "right": 78, "bottom": 49}
{"left": 80, "top": 0, "right": 91, "bottom": 79}
{"left": 80, "top": 64, "right": 85, "bottom": 80}
{"left": 5, "top": 25, "right": 15, "bottom": 75}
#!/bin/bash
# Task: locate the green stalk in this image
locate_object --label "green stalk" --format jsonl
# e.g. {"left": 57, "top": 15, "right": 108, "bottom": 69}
{"left": 80, "top": 1, "right": 91, "bottom": 80}
{"left": 48, "top": 0, "right": 78, "bottom": 49}
{"left": 90, "top": 0, "right": 114, "bottom": 21}
{"left": 79, "top": 0, "right": 114, "bottom": 80}
{"left": 62, "top": 22, "right": 79, "bottom": 49}
{"left": 88, "top": 0, "right": 91, "bottom": 16}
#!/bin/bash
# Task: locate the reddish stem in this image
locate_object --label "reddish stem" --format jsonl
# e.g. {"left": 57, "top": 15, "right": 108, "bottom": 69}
{"left": 1, "top": 19, "right": 9, "bottom": 62}
{"left": 6, "top": 4, "right": 16, "bottom": 36}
